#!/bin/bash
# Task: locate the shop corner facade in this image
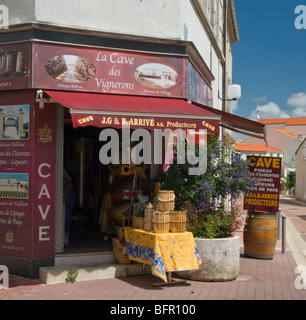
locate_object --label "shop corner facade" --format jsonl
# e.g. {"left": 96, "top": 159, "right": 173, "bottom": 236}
{"left": 0, "top": 0, "right": 242, "bottom": 278}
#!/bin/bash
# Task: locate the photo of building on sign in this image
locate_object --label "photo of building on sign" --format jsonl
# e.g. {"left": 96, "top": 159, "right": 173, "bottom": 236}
{"left": 0, "top": 50, "right": 26, "bottom": 79}
{"left": 0, "top": 105, "right": 30, "bottom": 140}
{"left": 134, "top": 63, "right": 178, "bottom": 89}
{"left": 0, "top": 173, "right": 29, "bottom": 199}
{"left": 45, "top": 55, "right": 96, "bottom": 83}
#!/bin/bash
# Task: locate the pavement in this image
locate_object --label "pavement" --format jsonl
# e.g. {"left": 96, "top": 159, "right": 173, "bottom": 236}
{"left": 1, "top": 195, "right": 306, "bottom": 301}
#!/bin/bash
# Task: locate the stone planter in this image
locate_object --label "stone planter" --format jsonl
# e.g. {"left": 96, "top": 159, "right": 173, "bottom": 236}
{"left": 177, "top": 236, "right": 240, "bottom": 282}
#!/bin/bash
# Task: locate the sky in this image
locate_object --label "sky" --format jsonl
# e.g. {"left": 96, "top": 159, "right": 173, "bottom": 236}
{"left": 0, "top": 173, "right": 28, "bottom": 181}
{"left": 232, "top": 1, "right": 306, "bottom": 121}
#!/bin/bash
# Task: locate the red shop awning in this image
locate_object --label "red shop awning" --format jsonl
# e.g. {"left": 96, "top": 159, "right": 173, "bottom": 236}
{"left": 44, "top": 91, "right": 220, "bottom": 134}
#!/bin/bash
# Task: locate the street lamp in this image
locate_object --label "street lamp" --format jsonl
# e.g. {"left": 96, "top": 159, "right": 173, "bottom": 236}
{"left": 219, "top": 84, "right": 241, "bottom": 101}
{"left": 227, "top": 84, "right": 241, "bottom": 101}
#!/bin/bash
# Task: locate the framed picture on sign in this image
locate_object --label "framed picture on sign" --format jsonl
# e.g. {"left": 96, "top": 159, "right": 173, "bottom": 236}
{"left": 0, "top": 105, "right": 30, "bottom": 140}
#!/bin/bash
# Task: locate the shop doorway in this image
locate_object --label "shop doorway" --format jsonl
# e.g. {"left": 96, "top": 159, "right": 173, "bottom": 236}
{"left": 62, "top": 122, "right": 152, "bottom": 255}
{"left": 63, "top": 124, "right": 113, "bottom": 253}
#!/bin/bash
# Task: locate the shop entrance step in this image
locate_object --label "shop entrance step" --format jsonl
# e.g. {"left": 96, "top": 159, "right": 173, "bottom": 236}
{"left": 39, "top": 263, "right": 151, "bottom": 285}
{"left": 54, "top": 251, "right": 116, "bottom": 267}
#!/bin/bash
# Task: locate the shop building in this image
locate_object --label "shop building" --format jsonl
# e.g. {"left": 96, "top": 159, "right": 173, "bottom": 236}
{"left": 0, "top": 0, "right": 264, "bottom": 278}
{"left": 295, "top": 138, "right": 306, "bottom": 201}
{"left": 236, "top": 118, "right": 306, "bottom": 181}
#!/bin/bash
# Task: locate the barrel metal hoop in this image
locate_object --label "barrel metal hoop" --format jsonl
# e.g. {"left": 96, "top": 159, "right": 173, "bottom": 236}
{"left": 252, "top": 212, "right": 277, "bottom": 216}
{"left": 250, "top": 216, "right": 277, "bottom": 220}
{"left": 245, "top": 227, "right": 278, "bottom": 231}
{"left": 244, "top": 240, "right": 276, "bottom": 246}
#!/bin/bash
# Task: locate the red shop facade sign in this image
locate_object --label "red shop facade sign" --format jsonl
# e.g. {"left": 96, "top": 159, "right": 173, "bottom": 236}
{"left": 0, "top": 41, "right": 213, "bottom": 107}
{"left": 31, "top": 41, "right": 212, "bottom": 106}
{"left": 0, "top": 92, "right": 56, "bottom": 263}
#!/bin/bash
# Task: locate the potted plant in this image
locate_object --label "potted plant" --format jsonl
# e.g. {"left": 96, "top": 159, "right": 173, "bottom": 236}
{"left": 154, "top": 136, "right": 259, "bottom": 281}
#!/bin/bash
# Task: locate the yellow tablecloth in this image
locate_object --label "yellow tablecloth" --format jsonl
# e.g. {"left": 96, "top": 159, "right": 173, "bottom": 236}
{"left": 124, "top": 227, "right": 202, "bottom": 283}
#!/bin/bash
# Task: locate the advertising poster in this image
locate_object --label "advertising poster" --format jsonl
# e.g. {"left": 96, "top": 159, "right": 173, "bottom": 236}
{"left": 0, "top": 104, "right": 33, "bottom": 257}
{"left": 33, "top": 42, "right": 186, "bottom": 98}
{"left": 243, "top": 155, "right": 282, "bottom": 213}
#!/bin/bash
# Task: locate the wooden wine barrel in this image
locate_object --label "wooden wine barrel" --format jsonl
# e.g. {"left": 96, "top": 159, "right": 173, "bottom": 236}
{"left": 243, "top": 211, "right": 278, "bottom": 260}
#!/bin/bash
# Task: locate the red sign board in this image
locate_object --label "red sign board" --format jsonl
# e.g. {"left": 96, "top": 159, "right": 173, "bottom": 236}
{"left": 0, "top": 41, "right": 213, "bottom": 107}
{"left": 32, "top": 104, "right": 56, "bottom": 258}
{"left": 243, "top": 156, "right": 282, "bottom": 213}
{"left": 32, "top": 42, "right": 212, "bottom": 106}
{"left": 0, "top": 98, "right": 56, "bottom": 258}
{"left": 33, "top": 42, "right": 185, "bottom": 98}
{"left": 0, "top": 103, "right": 33, "bottom": 257}
{"left": 70, "top": 113, "right": 219, "bottom": 134}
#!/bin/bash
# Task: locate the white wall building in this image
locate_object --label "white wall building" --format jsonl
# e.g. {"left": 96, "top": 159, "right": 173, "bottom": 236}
{"left": 1, "top": 0, "right": 240, "bottom": 114}
{"left": 295, "top": 138, "right": 306, "bottom": 201}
